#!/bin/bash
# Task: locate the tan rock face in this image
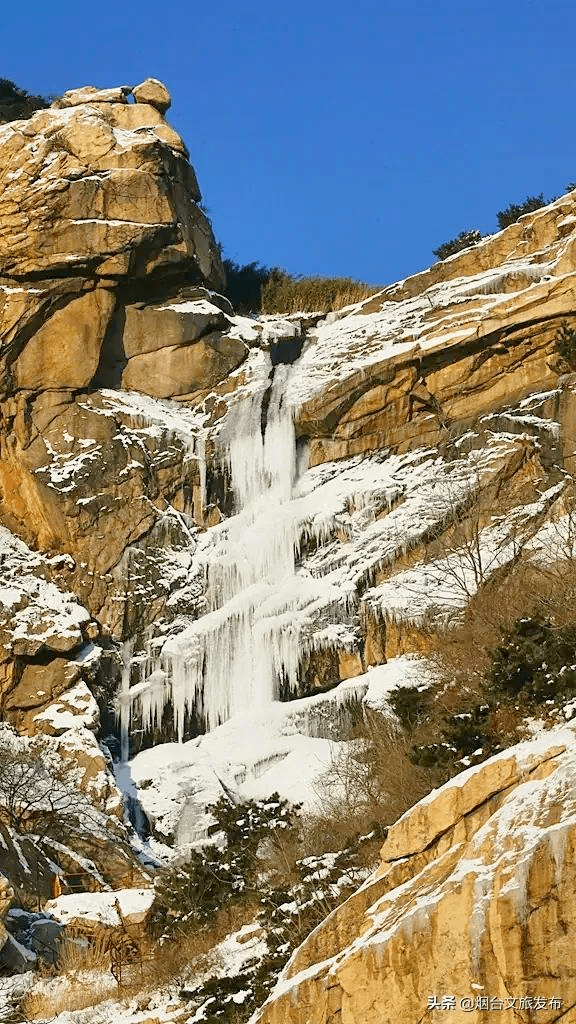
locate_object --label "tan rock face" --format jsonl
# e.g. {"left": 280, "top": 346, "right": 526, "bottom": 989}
{"left": 0, "top": 81, "right": 246, "bottom": 662}
{"left": 0, "top": 872, "right": 14, "bottom": 959}
{"left": 132, "top": 77, "right": 172, "bottom": 112}
{"left": 13, "top": 288, "right": 116, "bottom": 391}
{"left": 54, "top": 85, "right": 133, "bottom": 108}
{"left": 254, "top": 729, "right": 576, "bottom": 1024}
{"left": 290, "top": 195, "right": 576, "bottom": 463}
{"left": 0, "top": 873, "right": 13, "bottom": 920}
{"left": 121, "top": 330, "right": 248, "bottom": 398}
{"left": 0, "top": 80, "right": 226, "bottom": 396}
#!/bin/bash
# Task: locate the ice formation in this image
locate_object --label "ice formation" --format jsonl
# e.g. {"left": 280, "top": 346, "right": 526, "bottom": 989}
{"left": 119, "top": 353, "right": 565, "bottom": 747}
{"left": 130, "top": 360, "right": 304, "bottom": 737}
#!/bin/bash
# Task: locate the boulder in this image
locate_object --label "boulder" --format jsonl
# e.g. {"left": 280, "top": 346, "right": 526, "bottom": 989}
{"left": 0, "top": 931, "right": 37, "bottom": 974}
{"left": 53, "top": 85, "right": 132, "bottom": 107}
{"left": 121, "top": 330, "right": 248, "bottom": 398}
{"left": 5, "top": 910, "right": 63, "bottom": 965}
{"left": 132, "top": 77, "right": 171, "bottom": 113}
{"left": 0, "top": 80, "right": 224, "bottom": 368}
{"left": 0, "top": 875, "right": 13, "bottom": 922}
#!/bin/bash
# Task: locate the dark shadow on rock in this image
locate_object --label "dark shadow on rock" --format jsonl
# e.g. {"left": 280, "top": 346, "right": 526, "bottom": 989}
{"left": 90, "top": 299, "right": 127, "bottom": 389}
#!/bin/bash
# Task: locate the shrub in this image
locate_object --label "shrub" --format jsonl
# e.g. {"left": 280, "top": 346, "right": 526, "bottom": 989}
{"left": 432, "top": 229, "right": 484, "bottom": 262}
{"left": 496, "top": 193, "right": 547, "bottom": 230}
{"left": 261, "top": 846, "right": 367, "bottom": 952}
{"left": 222, "top": 258, "right": 274, "bottom": 315}
{"left": 387, "top": 683, "right": 434, "bottom": 730}
{"left": 182, "top": 844, "right": 371, "bottom": 1023}
{"left": 0, "top": 77, "right": 50, "bottom": 121}
{"left": 219, "top": 260, "right": 379, "bottom": 316}
{"left": 408, "top": 603, "right": 576, "bottom": 772}
{"left": 486, "top": 616, "right": 576, "bottom": 707}
{"left": 554, "top": 319, "right": 576, "bottom": 369}
{"left": 150, "top": 794, "right": 299, "bottom": 941}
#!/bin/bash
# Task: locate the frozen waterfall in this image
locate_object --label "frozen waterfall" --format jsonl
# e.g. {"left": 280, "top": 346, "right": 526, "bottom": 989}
{"left": 128, "top": 361, "right": 302, "bottom": 739}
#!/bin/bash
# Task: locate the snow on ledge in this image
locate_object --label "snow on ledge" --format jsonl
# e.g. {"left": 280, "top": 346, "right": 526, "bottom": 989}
{"left": 45, "top": 887, "right": 155, "bottom": 927}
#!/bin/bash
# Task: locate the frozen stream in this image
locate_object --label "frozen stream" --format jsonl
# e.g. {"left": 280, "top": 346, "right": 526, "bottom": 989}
{"left": 127, "top": 359, "right": 303, "bottom": 738}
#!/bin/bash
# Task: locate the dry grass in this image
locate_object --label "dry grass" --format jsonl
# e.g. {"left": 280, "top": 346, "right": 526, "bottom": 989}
{"left": 20, "top": 906, "right": 260, "bottom": 1020}
{"left": 55, "top": 936, "right": 112, "bottom": 973}
{"left": 141, "top": 901, "right": 261, "bottom": 990}
{"left": 22, "top": 974, "right": 116, "bottom": 1019}
{"left": 301, "top": 711, "right": 439, "bottom": 857}
{"left": 261, "top": 274, "right": 380, "bottom": 315}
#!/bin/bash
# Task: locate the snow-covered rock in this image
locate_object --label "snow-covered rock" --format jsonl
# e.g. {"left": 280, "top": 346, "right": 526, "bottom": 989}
{"left": 253, "top": 726, "right": 576, "bottom": 1024}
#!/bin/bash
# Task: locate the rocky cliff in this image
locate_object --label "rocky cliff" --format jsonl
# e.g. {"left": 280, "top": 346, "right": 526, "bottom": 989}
{"left": 2, "top": 80, "right": 576, "bottom": 738}
{"left": 252, "top": 728, "right": 576, "bottom": 1024}
{"left": 2, "top": 79, "right": 576, "bottom": 1015}
{"left": 0, "top": 78, "right": 241, "bottom": 732}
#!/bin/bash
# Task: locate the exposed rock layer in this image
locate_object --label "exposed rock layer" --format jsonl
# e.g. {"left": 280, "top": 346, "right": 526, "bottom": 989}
{"left": 291, "top": 194, "right": 576, "bottom": 463}
{"left": 0, "top": 77, "right": 230, "bottom": 403}
{"left": 254, "top": 730, "right": 576, "bottom": 1024}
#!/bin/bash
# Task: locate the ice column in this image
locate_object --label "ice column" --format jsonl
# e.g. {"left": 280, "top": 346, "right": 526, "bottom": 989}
{"left": 132, "top": 361, "right": 301, "bottom": 737}
{"left": 119, "top": 638, "right": 134, "bottom": 761}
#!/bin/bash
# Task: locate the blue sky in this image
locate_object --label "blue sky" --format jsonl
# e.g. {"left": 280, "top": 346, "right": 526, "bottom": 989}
{"left": 4, "top": 0, "right": 576, "bottom": 286}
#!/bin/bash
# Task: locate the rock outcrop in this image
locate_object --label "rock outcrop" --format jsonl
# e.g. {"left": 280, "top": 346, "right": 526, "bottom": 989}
{"left": 289, "top": 193, "right": 576, "bottom": 464}
{"left": 0, "top": 80, "right": 247, "bottom": 725}
{"left": 2, "top": 83, "right": 576, "bottom": 950}
{"left": 0, "top": 76, "right": 232, "bottom": 401}
{"left": 253, "top": 728, "right": 576, "bottom": 1024}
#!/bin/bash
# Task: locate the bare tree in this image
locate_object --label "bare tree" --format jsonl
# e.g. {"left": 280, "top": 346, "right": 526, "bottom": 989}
{"left": 0, "top": 726, "right": 109, "bottom": 843}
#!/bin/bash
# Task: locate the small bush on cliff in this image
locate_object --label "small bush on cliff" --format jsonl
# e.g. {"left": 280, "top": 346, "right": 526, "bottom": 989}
{"left": 313, "top": 709, "right": 439, "bottom": 841}
{"left": 222, "top": 258, "right": 274, "bottom": 315}
{"left": 486, "top": 616, "right": 576, "bottom": 706}
{"left": 220, "top": 259, "right": 379, "bottom": 316}
{"left": 554, "top": 320, "right": 576, "bottom": 369}
{"left": 496, "top": 193, "right": 547, "bottom": 229}
{"left": 432, "top": 229, "right": 484, "bottom": 262}
{"left": 150, "top": 794, "right": 299, "bottom": 941}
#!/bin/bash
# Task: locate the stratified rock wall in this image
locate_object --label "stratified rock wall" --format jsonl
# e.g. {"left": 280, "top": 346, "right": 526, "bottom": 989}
{"left": 253, "top": 730, "right": 576, "bottom": 1024}
{"left": 289, "top": 193, "right": 576, "bottom": 463}
{"left": 0, "top": 77, "right": 235, "bottom": 404}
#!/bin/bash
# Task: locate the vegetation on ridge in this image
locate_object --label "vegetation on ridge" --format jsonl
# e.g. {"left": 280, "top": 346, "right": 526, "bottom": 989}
{"left": 554, "top": 319, "right": 576, "bottom": 370}
{"left": 0, "top": 78, "right": 51, "bottom": 122}
{"left": 432, "top": 184, "right": 575, "bottom": 263}
{"left": 222, "top": 257, "right": 379, "bottom": 316}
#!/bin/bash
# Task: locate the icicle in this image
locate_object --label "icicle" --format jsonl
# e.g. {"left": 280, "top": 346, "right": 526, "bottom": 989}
{"left": 546, "top": 826, "right": 568, "bottom": 888}
{"left": 118, "top": 639, "right": 134, "bottom": 762}
{"left": 129, "top": 359, "right": 306, "bottom": 738}
{"left": 195, "top": 428, "right": 207, "bottom": 520}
